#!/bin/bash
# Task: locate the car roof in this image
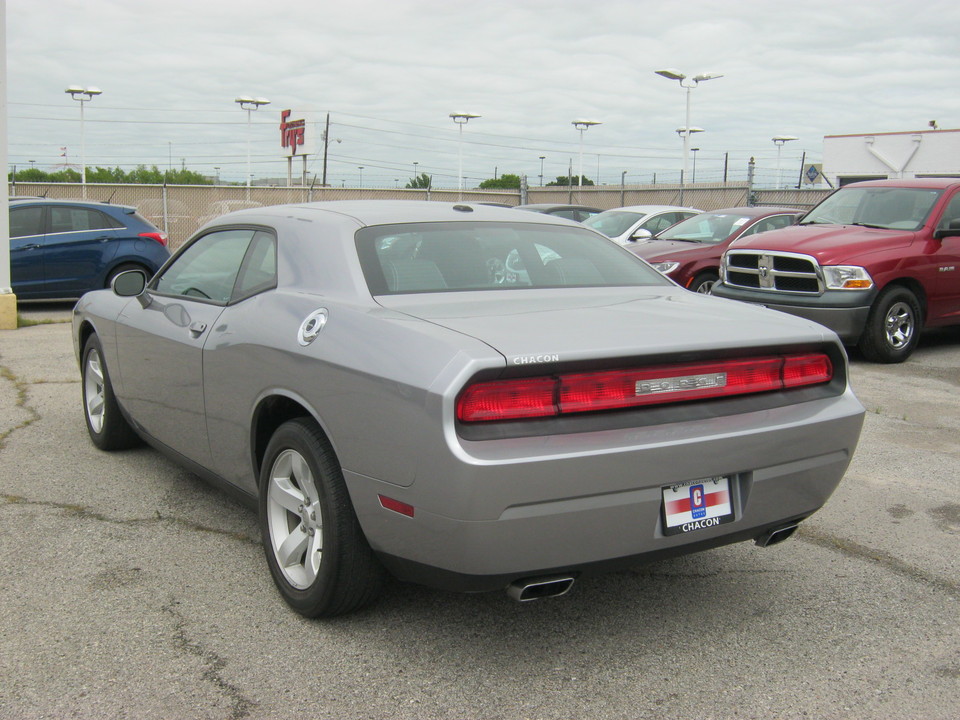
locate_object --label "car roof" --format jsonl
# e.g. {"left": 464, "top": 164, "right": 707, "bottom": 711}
{"left": 514, "top": 203, "right": 602, "bottom": 212}
{"left": 844, "top": 178, "right": 960, "bottom": 190}
{"left": 215, "top": 200, "right": 580, "bottom": 229}
{"left": 599, "top": 205, "right": 701, "bottom": 214}
{"left": 8, "top": 197, "right": 137, "bottom": 212}
{"left": 697, "top": 206, "right": 802, "bottom": 217}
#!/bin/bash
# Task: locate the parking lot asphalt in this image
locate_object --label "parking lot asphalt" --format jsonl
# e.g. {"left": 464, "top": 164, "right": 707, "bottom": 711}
{"left": 2, "top": 306, "right": 959, "bottom": 719}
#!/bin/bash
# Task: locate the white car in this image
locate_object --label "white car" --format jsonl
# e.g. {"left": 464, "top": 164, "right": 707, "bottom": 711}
{"left": 584, "top": 205, "right": 702, "bottom": 245}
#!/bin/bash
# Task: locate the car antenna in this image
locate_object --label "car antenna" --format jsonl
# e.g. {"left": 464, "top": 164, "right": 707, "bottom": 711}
{"left": 104, "top": 188, "right": 118, "bottom": 204}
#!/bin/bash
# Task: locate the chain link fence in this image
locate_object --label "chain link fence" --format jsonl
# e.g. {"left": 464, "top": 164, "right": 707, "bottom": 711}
{"left": 8, "top": 182, "right": 831, "bottom": 249}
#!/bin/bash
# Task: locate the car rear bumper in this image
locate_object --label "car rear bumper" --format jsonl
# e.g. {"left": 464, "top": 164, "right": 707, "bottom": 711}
{"left": 344, "top": 390, "right": 865, "bottom": 592}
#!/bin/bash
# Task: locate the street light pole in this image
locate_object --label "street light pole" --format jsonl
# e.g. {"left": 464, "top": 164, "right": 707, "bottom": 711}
{"left": 450, "top": 112, "right": 480, "bottom": 200}
{"left": 539, "top": 155, "right": 545, "bottom": 186}
{"left": 655, "top": 69, "right": 722, "bottom": 200}
{"left": 65, "top": 86, "right": 102, "bottom": 199}
{"left": 235, "top": 95, "right": 270, "bottom": 197}
{"left": 691, "top": 147, "right": 700, "bottom": 184}
{"left": 572, "top": 120, "right": 601, "bottom": 195}
{"left": 772, "top": 136, "right": 799, "bottom": 189}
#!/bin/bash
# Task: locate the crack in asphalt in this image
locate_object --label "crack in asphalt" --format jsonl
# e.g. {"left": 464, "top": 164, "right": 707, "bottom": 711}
{"left": 162, "top": 598, "right": 258, "bottom": 719}
{"left": 0, "top": 364, "right": 41, "bottom": 450}
{"left": 0, "top": 493, "right": 260, "bottom": 546}
{"left": 797, "top": 525, "right": 960, "bottom": 600}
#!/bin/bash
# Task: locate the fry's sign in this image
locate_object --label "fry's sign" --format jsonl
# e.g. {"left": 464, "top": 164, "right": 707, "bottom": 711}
{"left": 280, "top": 110, "right": 306, "bottom": 157}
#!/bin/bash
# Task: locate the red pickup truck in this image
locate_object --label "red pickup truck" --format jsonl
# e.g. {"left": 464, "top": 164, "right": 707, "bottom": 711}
{"left": 713, "top": 178, "right": 960, "bottom": 362}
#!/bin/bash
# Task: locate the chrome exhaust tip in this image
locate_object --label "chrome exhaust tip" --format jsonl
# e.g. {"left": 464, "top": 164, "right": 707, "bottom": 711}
{"left": 506, "top": 575, "right": 575, "bottom": 602}
{"left": 755, "top": 523, "right": 800, "bottom": 548}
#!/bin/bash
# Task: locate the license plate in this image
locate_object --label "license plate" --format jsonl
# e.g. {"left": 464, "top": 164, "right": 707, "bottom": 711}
{"left": 661, "top": 477, "right": 734, "bottom": 536}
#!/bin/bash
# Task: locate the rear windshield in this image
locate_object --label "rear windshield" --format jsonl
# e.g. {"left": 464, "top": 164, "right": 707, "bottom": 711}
{"left": 356, "top": 221, "right": 670, "bottom": 295}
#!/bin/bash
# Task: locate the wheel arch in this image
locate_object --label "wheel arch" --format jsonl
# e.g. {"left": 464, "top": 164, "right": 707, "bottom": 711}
{"left": 75, "top": 320, "right": 97, "bottom": 364}
{"left": 251, "top": 393, "right": 334, "bottom": 487}
{"left": 876, "top": 277, "right": 927, "bottom": 324}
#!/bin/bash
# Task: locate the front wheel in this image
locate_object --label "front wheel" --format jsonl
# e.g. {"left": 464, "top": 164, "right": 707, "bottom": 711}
{"left": 689, "top": 271, "right": 719, "bottom": 294}
{"left": 858, "top": 286, "right": 922, "bottom": 363}
{"left": 259, "top": 419, "right": 385, "bottom": 617}
{"left": 81, "top": 335, "right": 140, "bottom": 450}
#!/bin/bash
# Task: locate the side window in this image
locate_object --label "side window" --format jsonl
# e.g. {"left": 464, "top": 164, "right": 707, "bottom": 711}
{"left": 937, "top": 193, "right": 960, "bottom": 230}
{"left": 232, "top": 230, "right": 277, "bottom": 301}
{"left": 739, "top": 215, "right": 793, "bottom": 238}
{"left": 49, "top": 207, "right": 120, "bottom": 233}
{"left": 10, "top": 206, "right": 44, "bottom": 238}
{"left": 154, "top": 228, "right": 256, "bottom": 303}
{"left": 640, "top": 213, "right": 677, "bottom": 235}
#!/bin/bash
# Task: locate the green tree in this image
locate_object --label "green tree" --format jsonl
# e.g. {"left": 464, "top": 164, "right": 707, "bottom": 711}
{"left": 405, "top": 172, "right": 432, "bottom": 189}
{"left": 479, "top": 173, "right": 522, "bottom": 189}
{"left": 546, "top": 175, "right": 594, "bottom": 186}
{"left": 9, "top": 164, "right": 214, "bottom": 185}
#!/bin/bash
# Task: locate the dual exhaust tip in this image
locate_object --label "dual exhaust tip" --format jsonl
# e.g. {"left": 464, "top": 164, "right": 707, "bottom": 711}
{"left": 507, "top": 574, "right": 575, "bottom": 602}
{"left": 506, "top": 523, "right": 800, "bottom": 602}
{"left": 754, "top": 522, "right": 800, "bottom": 548}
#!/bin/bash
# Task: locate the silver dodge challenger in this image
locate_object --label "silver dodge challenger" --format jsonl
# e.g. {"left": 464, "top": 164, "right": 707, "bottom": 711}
{"left": 72, "top": 201, "right": 865, "bottom": 617}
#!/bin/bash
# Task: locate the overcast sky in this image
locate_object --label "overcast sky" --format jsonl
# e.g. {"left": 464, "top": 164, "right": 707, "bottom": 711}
{"left": 7, "top": 0, "right": 959, "bottom": 188}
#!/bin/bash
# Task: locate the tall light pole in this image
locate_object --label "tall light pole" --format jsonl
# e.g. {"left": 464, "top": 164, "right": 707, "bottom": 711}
{"left": 572, "top": 120, "right": 601, "bottom": 193}
{"left": 450, "top": 112, "right": 480, "bottom": 200}
{"left": 539, "top": 155, "right": 546, "bottom": 186}
{"left": 358, "top": 166, "right": 364, "bottom": 187}
{"left": 65, "top": 85, "right": 102, "bottom": 198}
{"left": 655, "top": 69, "right": 722, "bottom": 198}
{"left": 413, "top": 161, "right": 419, "bottom": 181}
{"left": 235, "top": 95, "right": 270, "bottom": 196}
{"left": 772, "top": 135, "right": 799, "bottom": 189}
{"left": 691, "top": 147, "right": 700, "bottom": 183}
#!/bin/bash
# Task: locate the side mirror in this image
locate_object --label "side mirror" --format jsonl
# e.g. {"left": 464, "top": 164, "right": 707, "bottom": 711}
{"left": 629, "top": 229, "right": 653, "bottom": 242}
{"left": 934, "top": 218, "right": 960, "bottom": 240}
{"left": 112, "top": 269, "right": 147, "bottom": 297}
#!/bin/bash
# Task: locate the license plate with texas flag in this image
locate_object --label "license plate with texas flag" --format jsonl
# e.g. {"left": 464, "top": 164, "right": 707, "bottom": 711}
{"left": 661, "top": 477, "right": 734, "bottom": 536}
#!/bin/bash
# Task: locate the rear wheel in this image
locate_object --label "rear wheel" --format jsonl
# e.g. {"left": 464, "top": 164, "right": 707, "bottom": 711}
{"left": 259, "top": 419, "right": 385, "bottom": 617}
{"left": 858, "top": 286, "right": 921, "bottom": 363}
{"left": 81, "top": 335, "right": 140, "bottom": 450}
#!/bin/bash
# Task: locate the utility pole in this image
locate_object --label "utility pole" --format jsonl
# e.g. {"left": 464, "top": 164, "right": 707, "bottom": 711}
{"left": 321, "top": 113, "right": 330, "bottom": 187}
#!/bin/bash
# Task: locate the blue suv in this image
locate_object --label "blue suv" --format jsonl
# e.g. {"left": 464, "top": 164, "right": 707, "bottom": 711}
{"left": 9, "top": 198, "right": 171, "bottom": 300}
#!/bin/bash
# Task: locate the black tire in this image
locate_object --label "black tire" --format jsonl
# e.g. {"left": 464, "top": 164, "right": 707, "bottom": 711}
{"left": 259, "top": 419, "right": 385, "bottom": 617}
{"left": 857, "top": 286, "right": 922, "bottom": 363}
{"left": 689, "top": 271, "right": 719, "bottom": 294}
{"left": 105, "top": 263, "right": 148, "bottom": 289}
{"left": 81, "top": 335, "right": 141, "bottom": 450}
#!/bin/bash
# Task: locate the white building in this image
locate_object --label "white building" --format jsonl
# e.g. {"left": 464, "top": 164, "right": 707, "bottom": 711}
{"left": 820, "top": 127, "right": 960, "bottom": 187}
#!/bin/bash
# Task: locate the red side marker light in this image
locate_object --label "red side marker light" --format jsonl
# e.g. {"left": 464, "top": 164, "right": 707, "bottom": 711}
{"left": 378, "top": 494, "right": 415, "bottom": 517}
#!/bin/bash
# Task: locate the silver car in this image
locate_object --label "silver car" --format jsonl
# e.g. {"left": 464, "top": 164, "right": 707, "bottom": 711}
{"left": 73, "top": 201, "right": 865, "bottom": 617}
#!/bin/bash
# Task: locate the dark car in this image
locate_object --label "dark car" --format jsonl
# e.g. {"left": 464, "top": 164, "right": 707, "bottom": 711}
{"left": 627, "top": 206, "right": 803, "bottom": 293}
{"left": 515, "top": 203, "right": 602, "bottom": 222}
{"left": 8, "top": 198, "right": 170, "bottom": 300}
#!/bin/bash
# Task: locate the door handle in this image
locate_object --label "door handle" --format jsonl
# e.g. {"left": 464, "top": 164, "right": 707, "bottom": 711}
{"left": 189, "top": 321, "right": 208, "bottom": 337}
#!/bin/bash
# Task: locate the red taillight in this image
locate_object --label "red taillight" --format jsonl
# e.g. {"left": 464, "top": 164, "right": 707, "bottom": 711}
{"left": 456, "top": 354, "right": 833, "bottom": 423}
{"left": 139, "top": 231, "right": 169, "bottom": 247}
{"left": 782, "top": 353, "right": 833, "bottom": 387}
{"left": 456, "top": 377, "right": 557, "bottom": 422}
